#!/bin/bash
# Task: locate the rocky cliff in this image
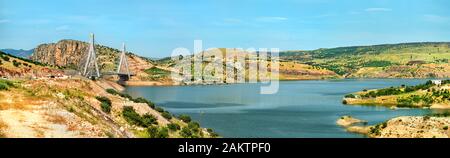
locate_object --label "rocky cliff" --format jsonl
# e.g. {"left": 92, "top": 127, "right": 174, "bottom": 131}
{"left": 31, "top": 40, "right": 153, "bottom": 73}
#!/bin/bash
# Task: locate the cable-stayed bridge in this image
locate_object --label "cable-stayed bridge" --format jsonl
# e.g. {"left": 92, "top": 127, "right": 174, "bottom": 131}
{"left": 82, "top": 34, "right": 135, "bottom": 81}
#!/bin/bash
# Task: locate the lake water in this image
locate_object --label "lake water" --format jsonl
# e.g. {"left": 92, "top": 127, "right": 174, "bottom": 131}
{"left": 124, "top": 79, "right": 447, "bottom": 138}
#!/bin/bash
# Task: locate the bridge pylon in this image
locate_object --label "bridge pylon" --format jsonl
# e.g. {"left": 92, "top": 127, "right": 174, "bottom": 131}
{"left": 117, "top": 43, "right": 131, "bottom": 78}
{"left": 82, "top": 33, "right": 101, "bottom": 79}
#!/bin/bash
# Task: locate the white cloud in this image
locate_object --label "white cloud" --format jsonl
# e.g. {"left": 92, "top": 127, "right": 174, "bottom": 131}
{"left": 0, "top": 19, "right": 10, "bottom": 23}
{"left": 423, "top": 14, "right": 449, "bottom": 23}
{"left": 56, "top": 25, "right": 70, "bottom": 31}
{"left": 223, "top": 18, "right": 243, "bottom": 24}
{"left": 256, "top": 16, "right": 288, "bottom": 22}
{"left": 365, "top": 8, "right": 392, "bottom": 12}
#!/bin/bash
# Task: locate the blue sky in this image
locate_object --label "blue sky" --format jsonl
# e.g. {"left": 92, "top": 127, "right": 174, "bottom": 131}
{"left": 0, "top": 0, "right": 450, "bottom": 57}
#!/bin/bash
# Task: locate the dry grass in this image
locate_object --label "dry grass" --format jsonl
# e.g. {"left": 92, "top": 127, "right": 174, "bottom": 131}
{"left": 0, "top": 120, "right": 7, "bottom": 137}
{"left": 46, "top": 114, "right": 67, "bottom": 125}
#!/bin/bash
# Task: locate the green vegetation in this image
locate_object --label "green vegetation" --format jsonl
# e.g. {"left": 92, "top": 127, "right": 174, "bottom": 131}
{"left": 95, "top": 96, "right": 112, "bottom": 113}
{"left": 362, "top": 60, "right": 394, "bottom": 67}
{"left": 369, "top": 122, "right": 388, "bottom": 136}
{"left": 207, "top": 128, "right": 219, "bottom": 138}
{"left": 397, "top": 95, "right": 433, "bottom": 107}
{"left": 178, "top": 114, "right": 192, "bottom": 123}
{"left": 105, "top": 88, "right": 119, "bottom": 95}
{"left": 122, "top": 106, "right": 158, "bottom": 127}
{"left": 147, "top": 126, "right": 169, "bottom": 138}
{"left": 144, "top": 66, "right": 170, "bottom": 80}
{"left": 280, "top": 42, "right": 450, "bottom": 76}
{"left": 105, "top": 87, "right": 213, "bottom": 138}
{"left": 0, "top": 51, "right": 46, "bottom": 66}
{"left": 0, "top": 79, "right": 16, "bottom": 91}
{"left": 360, "top": 80, "right": 438, "bottom": 98}
{"left": 344, "top": 94, "right": 356, "bottom": 98}
{"left": 12, "top": 60, "right": 21, "bottom": 67}
{"left": 361, "top": 87, "right": 403, "bottom": 98}
{"left": 161, "top": 111, "right": 172, "bottom": 120}
{"left": 167, "top": 123, "right": 181, "bottom": 131}
{"left": 347, "top": 80, "right": 450, "bottom": 108}
{"left": 105, "top": 88, "right": 156, "bottom": 108}
{"left": 427, "top": 111, "right": 450, "bottom": 117}
{"left": 132, "top": 97, "right": 156, "bottom": 109}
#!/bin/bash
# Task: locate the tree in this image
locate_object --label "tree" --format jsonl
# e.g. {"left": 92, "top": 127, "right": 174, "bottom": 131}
{"left": 167, "top": 123, "right": 180, "bottom": 131}
{"left": 178, "top": 114, "right": 192, "bottom": 123}
{"left": 180, "top": 127, "right": 194, "bottom": 138}
{"left": 141, "top": 114, "right": 157, "bottom": 127}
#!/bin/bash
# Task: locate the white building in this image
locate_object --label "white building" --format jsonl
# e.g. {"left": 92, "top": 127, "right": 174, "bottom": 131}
{"left": 431, "top": 80, "right": 442, "bottom": 85}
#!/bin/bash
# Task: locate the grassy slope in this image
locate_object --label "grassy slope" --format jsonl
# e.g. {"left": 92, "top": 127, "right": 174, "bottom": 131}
{"left": 280, "top": 42, "right": 450, "bottom": 78}
{"left": 343, "top": 80, "right": 450, "bottom": 108}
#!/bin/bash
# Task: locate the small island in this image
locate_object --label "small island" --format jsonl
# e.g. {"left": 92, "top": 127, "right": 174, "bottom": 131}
{"left": 343, "top": 80, "right": 450, "bottom": 109}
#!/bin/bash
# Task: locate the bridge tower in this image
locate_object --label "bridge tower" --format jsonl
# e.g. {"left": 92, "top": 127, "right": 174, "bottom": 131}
{"left": 117, "top": 43, "right": 131, "bottom": 78}
{"left": 83, "top": 33, "right": 101, "bottom": 79}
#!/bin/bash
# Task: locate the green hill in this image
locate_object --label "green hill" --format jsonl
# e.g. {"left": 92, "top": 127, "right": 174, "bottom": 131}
{"left": 280, "top": 42, "right": 450, "bottom": 78}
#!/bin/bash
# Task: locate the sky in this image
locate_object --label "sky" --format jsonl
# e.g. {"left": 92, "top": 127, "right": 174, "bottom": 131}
{"left": 0, "top": 0, "right": 450, "bottom": 58}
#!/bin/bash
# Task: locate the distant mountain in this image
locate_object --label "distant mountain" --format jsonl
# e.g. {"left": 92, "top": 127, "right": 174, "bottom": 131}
{"left": 0, "top": 49, "right": 34, "bottom": 58}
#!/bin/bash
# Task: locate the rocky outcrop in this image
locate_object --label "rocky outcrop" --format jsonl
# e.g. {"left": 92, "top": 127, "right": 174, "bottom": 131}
{"left": 32, "top": 40, "right": 90, "bottom": 69}
{"left": 31, "top": 40, "right": 153, "bottom": 73}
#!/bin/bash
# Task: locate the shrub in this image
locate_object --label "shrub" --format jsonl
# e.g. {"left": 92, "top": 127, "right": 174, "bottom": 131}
{"left": 1, "top": 55, "right": 9, "bottom": 61}
{"left": 157, "top": 127, "right": 169, "bottom": 138}
{"left": 178, "top": 114, "right": 192, "bottom": 123}
{"left": 207, "top": 128, "right": 219, "bottom": 138}
{"left": 105, "top": 88, "right": 119, "bottom": 95}
{"left": 344, "top": 94, "right": 356, "bottom": 98}
{"left": 122, "top": 106, "right": 157, "bottom": 127}
{"left": 147, "top": 126, "right": 158, "bottom": 138}
{"left": 444, "top": 126, "right": 448, "bottom": 130}
{"left": 96, "top": 96, "right": 112, "bottom": 113}
{"left": 133, "top": 97, "right": 155, "bottom": 109}
{"left": 100, "top": 102, "right": 111, "bottom": 113}
{"left": 161, "top": 111, "right": 172, "bottom": 120}
{"left": 122, "top": 106, "right": 143, "bottom": 126}
{"left": 147, "top": 126, "right": 169, "bottom": 138}
{"left": 167, "top": 123, "right": 180, "bottom": 131}
{"left": 381, "top": 122, "right": 388, "bottom": 129}
{"left": 0, "top": 79, "right": 15, "bottom": 91}
{"left": 155, "top": 107, "right": 164, "bottom": 113}
{"left": 119, "top": 93, "right": 133, "bottom": 100}
{"left": 141, "top": 114, "right": 158, "bottom": 127}
{"left": 12, "top": 60, "right": 21, "bottom": 67}
{"left": 342, "top": 100, "right": 347, "bottom": 104}
{"left": 188, "top": 121, "right": 200, "bottom": 133}
{"left": 180, "top": 127, "right": 194, "bottom": 138}
{"left": 0, "top": 83, "right": 8, "bottom": 91}
{"left": 188, "top": 121, "right": 200, "bottom": 130}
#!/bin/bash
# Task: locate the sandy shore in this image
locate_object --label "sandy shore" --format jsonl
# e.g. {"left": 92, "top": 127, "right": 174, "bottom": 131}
{"left": 124, "top": 81, "right": 179, "bottom": 86}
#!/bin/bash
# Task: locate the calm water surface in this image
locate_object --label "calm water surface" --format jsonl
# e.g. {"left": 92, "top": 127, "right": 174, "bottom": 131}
{"left": 125, "top": 79, "right": 446, "bottom": 138}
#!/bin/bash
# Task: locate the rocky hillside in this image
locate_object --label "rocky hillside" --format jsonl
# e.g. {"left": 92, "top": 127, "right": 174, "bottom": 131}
{"left": 155, "top": 48, "right": 339, "bottom": 84}
{"left": 32, "top": 40, "right": 154, "bottom": 73}
{"left": 31, "top": 40, "right": 177, "bottom": 85}
{"left": 0, "top": 51, "right": 62, "bottom": 78}
{"left": 0, "top": 77, "right": 218, "bottom": 138}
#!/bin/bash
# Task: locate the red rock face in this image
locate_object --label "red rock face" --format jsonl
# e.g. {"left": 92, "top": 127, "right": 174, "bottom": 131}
{"left": 31, "top": 39, "right": 154, "bottom": 75}
{"left": 32, "top": 40, "right": 90, "bottom": 68}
